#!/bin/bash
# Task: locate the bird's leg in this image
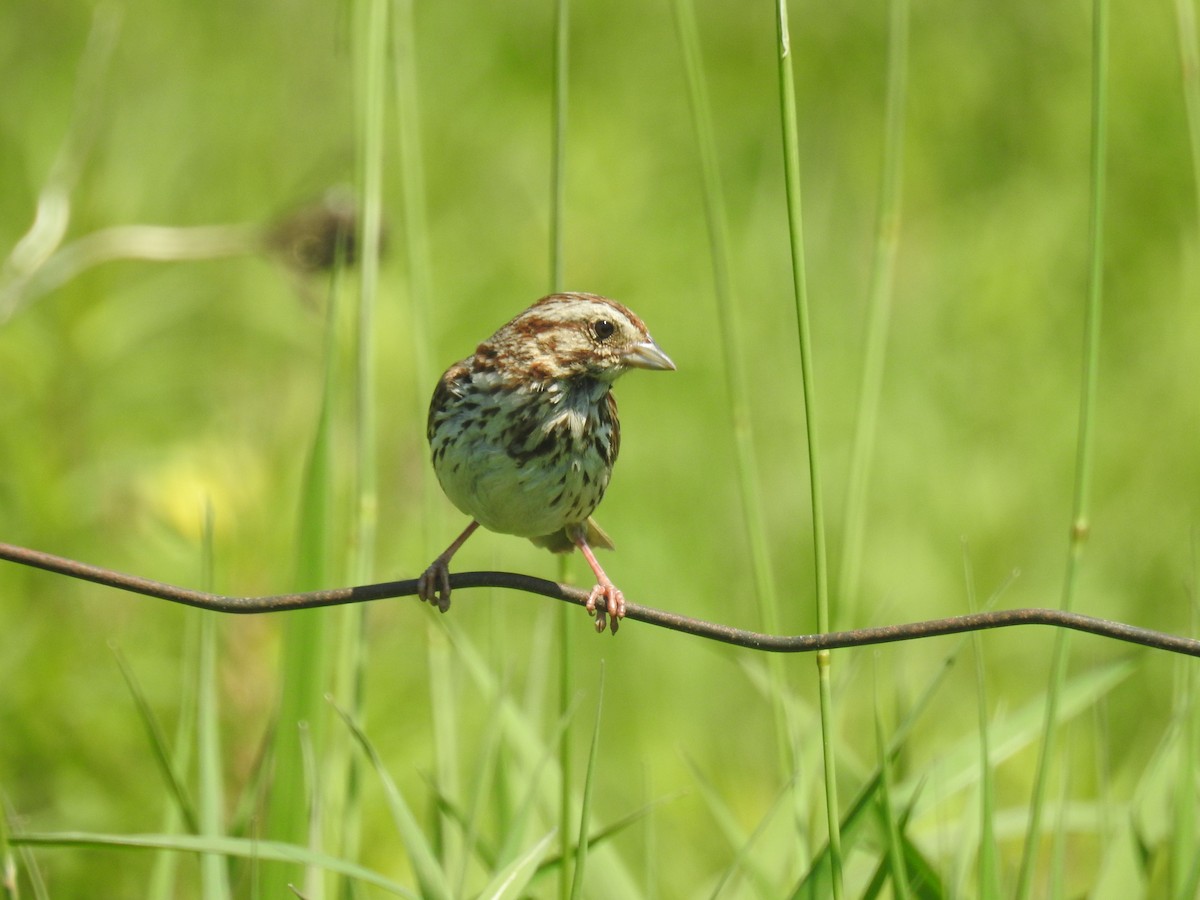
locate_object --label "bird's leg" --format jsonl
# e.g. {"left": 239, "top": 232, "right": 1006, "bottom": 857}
{"left": 571, "top": 529, "right": 625, "bottom": 635}
{"left": 418, "top": 520, "right": 481, "bottom": 613}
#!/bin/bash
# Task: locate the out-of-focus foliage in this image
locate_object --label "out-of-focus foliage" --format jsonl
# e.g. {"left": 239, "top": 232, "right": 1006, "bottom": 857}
{"left": 1, "top": 0, "right": 1197, "bottom": 895}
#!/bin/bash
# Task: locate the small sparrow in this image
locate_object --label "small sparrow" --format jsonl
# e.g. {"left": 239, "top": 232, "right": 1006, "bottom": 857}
{"left": 418, "top": 292, "right": 675, "bottom": 633}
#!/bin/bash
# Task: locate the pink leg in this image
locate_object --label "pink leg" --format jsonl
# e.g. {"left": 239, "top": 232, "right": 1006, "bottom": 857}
{"left": 572, "top": 531, "right": 625, "bottom": 635}
{"left": 418, "top": 520, "right": 480, "bottom": 613}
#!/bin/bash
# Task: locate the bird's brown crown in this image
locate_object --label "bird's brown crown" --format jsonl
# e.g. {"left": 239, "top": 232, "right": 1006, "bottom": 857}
{"left": 476, "top": 292, "right": 659, "bottom": 383}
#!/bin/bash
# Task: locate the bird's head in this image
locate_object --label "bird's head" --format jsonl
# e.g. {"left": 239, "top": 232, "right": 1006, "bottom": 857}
{"left": 481, "top": 292, "right": 675, "bottom": 384}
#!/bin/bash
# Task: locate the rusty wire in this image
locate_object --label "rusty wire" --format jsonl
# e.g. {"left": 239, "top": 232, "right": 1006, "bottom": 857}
{"left": 2, "top": 540, "right": 1198, "bottom": 657}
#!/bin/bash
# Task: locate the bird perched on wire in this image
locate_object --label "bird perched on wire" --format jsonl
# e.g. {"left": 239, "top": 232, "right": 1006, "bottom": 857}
{"left": 418, "top": 292, "right": 675, "bottom": 633}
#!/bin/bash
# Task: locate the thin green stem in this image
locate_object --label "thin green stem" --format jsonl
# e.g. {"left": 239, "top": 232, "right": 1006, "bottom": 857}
{"left": 329, "top": 0, "right": 389, "bottom": 890}
{"left": 963, "top": 544, "right": 1001, "bottom": 898}
{"left": 1176, "top": 0, "right": 1200, "bottom": 218}
{"left": 671, "top": 0, "right": 796, "bottom": 805}
{"left": 1015, "top": 1, "right": 1108, "bottom": 895}
{"left": 839, "top": 0, "right": 908, "bottom": 619}
{"left": 393, "top": 0, "right": 458, "bottom": 881}
{"left": 568, "top": 666, "right": 603, "bottom": 900}
{"left": 774, "top": 1, "right": 841, "bottom": 894}
{"left": 353, "top": 0, "right": 386, "bottom": 588}
{"left": 393, "top": 0, "right": 437, "bottom": 547}
{"left": 550, "top": 0, "right": 569, "bottom": 295}
{"left": 557, "top": 555, "right": 573, "bottom": 900}
{"left": 873, "top": 671, "right": 910, "bottom": 900}
{"left": 197, "top": 505, "right": 230, "bottom": 900}
{"left": 550, "top": 3, "right": 573, "bottom": 897}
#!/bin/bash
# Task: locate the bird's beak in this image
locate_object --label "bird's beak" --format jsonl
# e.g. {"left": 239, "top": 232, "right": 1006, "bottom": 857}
{"left": 623, "top": 339, "right": 676, "bottom": 372}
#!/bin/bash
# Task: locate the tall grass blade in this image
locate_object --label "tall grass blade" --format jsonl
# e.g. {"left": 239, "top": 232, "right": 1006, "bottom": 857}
{"left": 8, "top": 832, "right": 417, "bottom": 898}
{"left": 697, "top": 771, "right": 794, "bottom": 900}
{"left": 670, "top": 0, "right": 799, "bottom": 844}
{"left": 393, "top": 0, "right": 458, "bottom": 883}
{"left": 556, "top": 559, "right": 575, "bottom": 900}
{"left": 839, "top": 0, "right": 909, "bottom": 617}
{"left": 550, "top": 0, "right": 569, "bottom": 294}
{"left": 568, "top": 664, "right": 603, "bottom": 900}
{"left": 453, "top": 674, "right": 506, "bottom": 893}
{"left": 391, "top": 0, "right": 439, "bottom": 565}
{"left": 0, "top": 795, "right": 11, "bottom": 899}
{"left": 549, "top": 2, "right": 574, "bottom": 896}
{"left": 392, "top": 0, "right": 434, "bottom": 396}
{"left": 0, "top": 791, "right": 40, "bottom": 900}
{"left": 774, "top": 0, "right": 841, "bottom": 889}
{"left": 794, "top": 625, "right": 1006, "bottom": 899}
{"left": 1172, "top": 622, "right": 1198, "bottom": 895}
{"left": 148, "top": 616, "right": 199, "bottom": 899}
{"left": 111, "top": 644, "right": 199, "bottom": 834}
{"left": 873, "top": 675, "right": 910, "bottom": 900}
{"left": 1015, "top": 1, "right": 1108, "bottom": 894}
{"left": 789, "top": 775, "right": 884, "bottom": 900}
{"left": 196, "top": 505, "right": 231, "bottom": 899}
{"left": 330, "top": 697, "right": 453, "bottom": 900}
{"left": 269, "top": 216, "right": 348, "bottom": 898}
{"left": 350, "top": 0, "right": 385, "bottom": 588}
{"left": 900, "top": 660, "right": 1133, "bottom": 811}
{"left": 960, "top": 544, "right": 1001, "bottom": 897}
{"left": 494, "top": 691, "right": 582, "bottom": 867}
{"left": 478, "top": 829, "right": 557, "bottom": 900}
{"left": 535, "top": 794, "right": 683, "bottom": 878}
{"left": 441, "top": 623, "right": 643, "bottom": 895}
{"left": 427, "top": 624, "right": 461, "bottom": 870}
{"left": 1175, "top": 0, "right": 1200, "bottom": 215}
{"left": 327, "top": 0, "right": 391, "bottom": 890}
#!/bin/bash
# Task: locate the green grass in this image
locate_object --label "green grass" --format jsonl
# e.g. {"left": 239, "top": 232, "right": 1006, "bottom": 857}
{"left": 3, "top": 1, "right": 1200, "bottom": 897}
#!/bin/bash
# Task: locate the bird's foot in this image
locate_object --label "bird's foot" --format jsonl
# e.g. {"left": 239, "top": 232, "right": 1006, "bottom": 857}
{"left": 417, "top": 556, "right": 453, "bottom": 613}
{"left": 418, "top": 520, "right": 481, "bottom": 614}
{"left": 585, "top": 579, "right": 625, "bottom": 635}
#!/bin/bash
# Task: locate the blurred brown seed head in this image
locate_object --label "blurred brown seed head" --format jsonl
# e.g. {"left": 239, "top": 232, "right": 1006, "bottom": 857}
{"left": 266, "top": 187, "right": 383, "bottom": 274}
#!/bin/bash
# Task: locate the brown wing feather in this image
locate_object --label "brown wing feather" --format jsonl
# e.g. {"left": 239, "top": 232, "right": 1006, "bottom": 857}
{"left": 604, "top": 390, "right": 620, "bottom": 466}
{"left": 427, "top": 360, "right": 470, "bottom": 442}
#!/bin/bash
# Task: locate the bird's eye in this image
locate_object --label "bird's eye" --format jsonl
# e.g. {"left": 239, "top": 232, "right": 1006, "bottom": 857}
{"left": 592, "top": 319, "right": 615, "bottom": 341}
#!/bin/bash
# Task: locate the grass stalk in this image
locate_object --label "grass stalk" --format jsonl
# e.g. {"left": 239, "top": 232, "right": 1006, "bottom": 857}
{"left": 568, "top": 666, "right": 604, "bottom": 900}
{"left": 671, "top": 0, "right": 797, "bottom": 814}
{"left": 332, "top": 700, "right": 453, "bottom": 900}
{"left": 773, "top": 1, "right": 841, "bottom": 893}
{"left": 838, "top": 0, "right": 909, "bottom": 618}
{"left": 197, "top": 506, "right": 231, "bottom": 899}
{"left": 1014, "top": 1, "right": 1108, "bottom": 895}
{"left": 351, "top": 0, "right": 385, "bottom": 588}
{"left": 550, "top": 0, "right": 569, "bottom": 296}
{"left": 391, "top": 0, "right": 463, "bottom": 879}
{"left": 324, "top": 0, "right": 390, "bottom": 887}
{"left": 549, "top": 2, "right": 574, "bottom": 897}
{"left": 264, "top": 206, "right": 352, "bottom": 900}
{"left": 963, "top": 547, "right": 1001, "bottom": 897}
{"left": 393, "top": 0, "right": 435, "bottom": 394}
{"left": 148, "top": 618, "right": 198, "bottom": 900}
{"left": 873, "top": 676, "right": 910, "bottom": 900}
{"left": 557, "top": 556, "right": 574, "bottom": 900}
{"left": 392, "top": 0, "right": 439, "bottom": 553}
{"left": 1171, "top": 600, "right": 1198, "bottom": 895}
{"left": 1175, "top": 0, "right": 1200, "bottom": 217}
{"left": 392, "top": 0, "right": 439, "bottom": 550}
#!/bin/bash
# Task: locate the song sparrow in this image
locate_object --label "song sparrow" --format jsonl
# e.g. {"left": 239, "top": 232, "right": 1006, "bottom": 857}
{"left": 418, "top": 292, "right": 675, "bottom": 633}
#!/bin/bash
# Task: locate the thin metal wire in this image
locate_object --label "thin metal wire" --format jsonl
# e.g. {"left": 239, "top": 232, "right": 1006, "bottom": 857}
{"left": 2, "top": 541, "right": 1198, "bottom": 657}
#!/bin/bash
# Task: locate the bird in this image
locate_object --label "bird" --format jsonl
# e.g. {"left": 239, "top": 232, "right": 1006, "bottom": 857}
{"left": 417, "top": 292, "right": 675, "bottom": 633}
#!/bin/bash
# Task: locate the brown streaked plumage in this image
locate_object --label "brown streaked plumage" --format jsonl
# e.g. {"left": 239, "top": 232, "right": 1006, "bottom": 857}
{"left": 417, "top": 292, "right": 675, "bottom": 633}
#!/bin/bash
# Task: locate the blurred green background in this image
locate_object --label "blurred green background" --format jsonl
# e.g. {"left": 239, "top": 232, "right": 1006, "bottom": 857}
{"left": 1, "top": 0, "right": 1198, "bottom": 895}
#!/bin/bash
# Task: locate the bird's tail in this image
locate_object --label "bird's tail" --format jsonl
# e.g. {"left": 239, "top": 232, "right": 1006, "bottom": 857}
{"left": 529, "top": 517, "right": 615, "bottom": 554}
